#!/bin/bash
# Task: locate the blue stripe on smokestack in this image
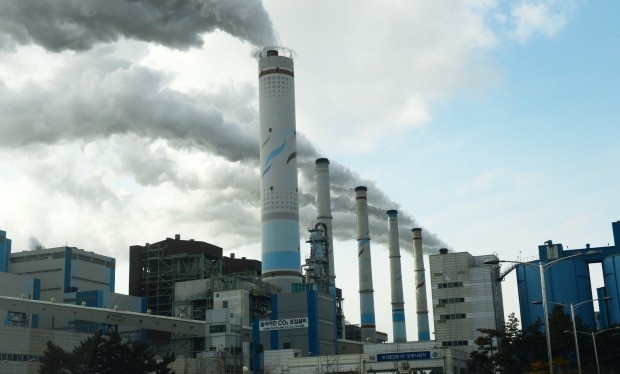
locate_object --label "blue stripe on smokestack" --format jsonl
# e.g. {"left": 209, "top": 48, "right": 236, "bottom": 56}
{"left": 392, "top": 309, "right": 405, "bottom": 322}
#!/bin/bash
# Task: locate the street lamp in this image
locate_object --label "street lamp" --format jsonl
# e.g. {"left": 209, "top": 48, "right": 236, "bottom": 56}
{"left": 533, "top": 297, "right": 612, "bottom": 374}
{"left": 573, "top": 326, "right": 620, "bottom": 374}
{"left": 483, "top": 250, "right": 596, "bottom": 374}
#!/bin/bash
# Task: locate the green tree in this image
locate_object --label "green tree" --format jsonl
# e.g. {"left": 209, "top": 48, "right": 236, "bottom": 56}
{"left": 39, "top": 341, "right": 72, "bottom": 374}
{"left": 39, "top": 332, "right": 175, "bottom": 374}
{"left": 469, "top": 313, "right": 548, "bottom": 373}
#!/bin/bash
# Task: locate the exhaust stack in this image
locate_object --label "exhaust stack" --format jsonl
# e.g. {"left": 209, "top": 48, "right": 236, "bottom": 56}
{"left": 315, "top": 158, "right": 335, "bottom": 295}
{"left": 387, "top": 210, "right": 407, "bottom": 343}
{"left": 257, "top": 47, "right": 301, "bottom": 291}
{"left": 355, "top": 186, "right": 377, "bottom": 343}
{"left": 413, "top": 228, "right": 430, "bottom": 340}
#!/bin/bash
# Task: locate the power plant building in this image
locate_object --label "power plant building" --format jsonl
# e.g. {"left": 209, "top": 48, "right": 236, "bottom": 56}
{"left": 0, "top": 230, "right": 11, "bottom": 273}
{"left": 429, "top": 250, "right": 504, "bottom": 350}
{"left": 8, "top": 246, "right": 117, "bottom": 330}
{"left": 516, "top": 221, "right": 620, "bottom": 329}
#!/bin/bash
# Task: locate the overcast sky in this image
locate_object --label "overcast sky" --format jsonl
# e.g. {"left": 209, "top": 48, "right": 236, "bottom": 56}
{"left": 0, "top": 0, "right": 618, "bottom": 341}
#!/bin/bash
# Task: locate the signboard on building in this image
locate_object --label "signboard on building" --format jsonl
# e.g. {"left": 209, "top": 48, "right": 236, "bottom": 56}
{"left": 372, "top": 350, "right": 441, "bottom": 362}
{"left": 258, "top": 317, "right": 308, "bottom": 331}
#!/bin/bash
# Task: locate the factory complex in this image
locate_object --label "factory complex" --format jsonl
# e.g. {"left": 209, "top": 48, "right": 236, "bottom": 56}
{"left": 1, "top": 48, "right": 619, "bottom": 373}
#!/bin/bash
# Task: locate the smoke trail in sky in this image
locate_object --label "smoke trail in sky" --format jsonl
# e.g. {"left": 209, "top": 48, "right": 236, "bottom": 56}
{"left": 0, "top": 0, "right": 447, "bottom": 253}
{"left": 0, "top": 0, "right": 275, "bottom": 51}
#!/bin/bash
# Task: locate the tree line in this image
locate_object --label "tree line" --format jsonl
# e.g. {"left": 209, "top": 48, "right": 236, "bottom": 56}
{"left": 39, "top": 331, "right": 175, "bottom": 374}
{"left": 469, "top": 305, "right": 620, "bottom": 373}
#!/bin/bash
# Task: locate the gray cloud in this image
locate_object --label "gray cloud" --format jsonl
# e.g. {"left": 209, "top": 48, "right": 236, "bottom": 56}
{"left": 0, "top": 0, "right": 275, "bottom": 51}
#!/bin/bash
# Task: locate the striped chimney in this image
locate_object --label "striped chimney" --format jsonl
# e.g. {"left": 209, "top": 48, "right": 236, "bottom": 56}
{"left": 315, "top": 158, "right": 336, "bottom": 296}
{"left": 355, "top": 186, "right": 377, "bottom": 343}
{"left": 387, "top": 210, "right": 407, "bottom": 343}
{"left": 257, "top": 47, "right": 301, "bottom": 291}
{"left": 413, "top": 228, "right": 430, "bottom": 340}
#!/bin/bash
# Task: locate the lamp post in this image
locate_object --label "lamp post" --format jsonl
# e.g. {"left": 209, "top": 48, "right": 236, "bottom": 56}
{"left": 483, "top": 251, "right": 595, "bottom": 374}
{"left": 573, "top": 326, "right": 620, "bottom": 374}
{"left": 534, "top": 297, "right": 612, "bottom": 374}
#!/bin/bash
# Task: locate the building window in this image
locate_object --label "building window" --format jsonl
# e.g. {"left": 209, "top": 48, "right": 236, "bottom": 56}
{"left": 208, "top": 324, "right": 227, "bottom": 334}
{"left": 442, "top": 340, "right": 468, "bottom": 347}
{"left": 437, "top": 282, "right": 463, "bottom": 289}
{"left": 438, "top": 297, "right": 465, "bottom": 305}
{"left": 439, "top": 313, "right": 466, "bottom": 321}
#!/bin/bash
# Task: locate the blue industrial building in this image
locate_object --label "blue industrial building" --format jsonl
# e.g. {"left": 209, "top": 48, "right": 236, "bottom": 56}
{"left": 517, "top": 221, "right": 620, "bottom": 329}
{"left": 0, "top": 230, "right": 11, "bottom": 273}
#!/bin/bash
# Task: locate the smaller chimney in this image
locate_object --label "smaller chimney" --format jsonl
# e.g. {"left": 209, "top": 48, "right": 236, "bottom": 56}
{"left": 175, "top": 234, "right": 181, "bottom": 240}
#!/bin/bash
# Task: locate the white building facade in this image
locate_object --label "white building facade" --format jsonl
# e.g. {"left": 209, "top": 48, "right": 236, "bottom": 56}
{"left": 429, "top": 250, "right": 504, "bottom": 351}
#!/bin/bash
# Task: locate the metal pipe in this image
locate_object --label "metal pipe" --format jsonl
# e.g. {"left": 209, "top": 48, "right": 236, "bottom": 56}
{"left": 570, "top": 304, "right": 581, "bottom": 374}
{"left": 540, "top": 262, "right": 554, "bottom": 374}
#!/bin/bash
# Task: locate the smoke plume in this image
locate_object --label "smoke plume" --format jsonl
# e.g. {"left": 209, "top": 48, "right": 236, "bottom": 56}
{"left": 0, "top": 0, "right": 447, "bottom": 254}
{"left": 0, "top": 0, "right": 276, "bottom": 51}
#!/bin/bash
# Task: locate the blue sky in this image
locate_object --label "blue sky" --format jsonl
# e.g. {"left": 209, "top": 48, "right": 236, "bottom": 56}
{"left": 0, "top": 0, "right": 618, "bottom": 342}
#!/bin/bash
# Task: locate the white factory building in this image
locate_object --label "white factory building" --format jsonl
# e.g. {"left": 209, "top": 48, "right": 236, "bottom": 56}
{"left": 430, "top": 249, "right": 505, "bottom": 350}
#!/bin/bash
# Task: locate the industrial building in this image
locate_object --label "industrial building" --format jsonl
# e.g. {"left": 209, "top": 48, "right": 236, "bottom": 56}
{"left": 1, "top": 230, "right": 11, "bottom": 272}
{"left": 7, "top": 246, "right": 125, "bottom": 330}
{"left": 429, "top": 250, "right": 505, "bottom": 351}
{"left": 515, "top": 221, "right": 620, "bottom": 329}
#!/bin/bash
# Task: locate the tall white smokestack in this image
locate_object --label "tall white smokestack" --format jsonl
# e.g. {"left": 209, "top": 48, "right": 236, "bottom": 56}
{"left": 315, "top": 158, "right": 335, "bottom": 295}
{"left": 413, "top": 228, "right": 430, "bottom": 340}
{"left": 355, "top": 186, "right": 377, "bottom": 343}
{"left": 387, "top": 210, "right": 407, "bottom": 343}
{"left": 257, "top": 47, "right": 301, "bottom": 291}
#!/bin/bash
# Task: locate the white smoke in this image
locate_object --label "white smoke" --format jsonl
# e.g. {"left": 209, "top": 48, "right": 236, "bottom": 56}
{"left": 0, "top": 0, "right": 447, "bottom": 255}
{"left": 0, "top": 0, "right": 276, "bottom": 51}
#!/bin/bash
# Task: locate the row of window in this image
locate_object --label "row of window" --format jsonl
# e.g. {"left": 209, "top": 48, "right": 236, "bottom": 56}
{"left": 442, "top": 340, "right": 469, "bottom": 347}
{"left": 41, "top": 287, "right": 61, "bottom": 292}
{"left": 0, "top": 353, "right": 41, "bottom": 362}
{"left": 10, "top": 254, "right": 52, "bottom": 263}
{"left": 20, "top": 268, "right": 62, "bottom": 275}
{"left": 438, "top": 297, "right": 465, "bottom": 305}
{"left": 208, "top": 324, "right": 241, "bottom": 334}
{"left": 439, "top": 313, "right": 466, "bottom": 320}
{"left": 437, "top": 282, "right": 463, "bottom": 289}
